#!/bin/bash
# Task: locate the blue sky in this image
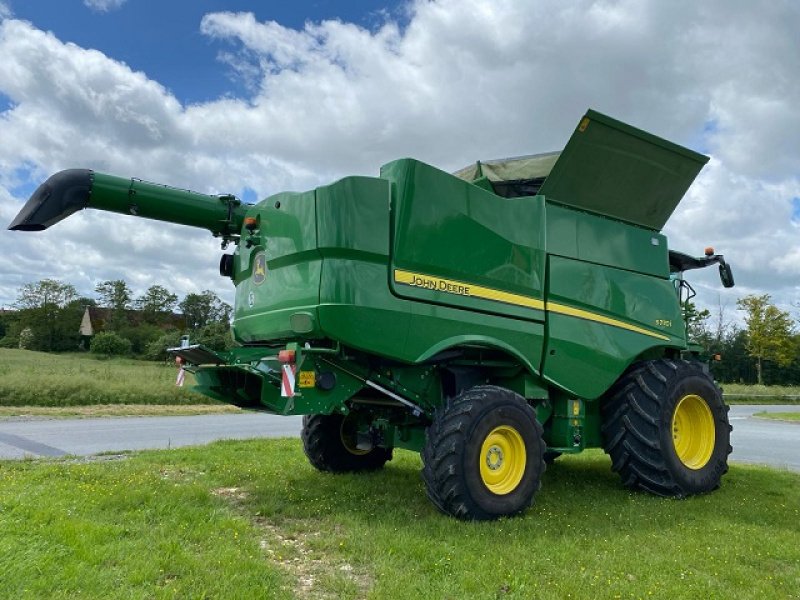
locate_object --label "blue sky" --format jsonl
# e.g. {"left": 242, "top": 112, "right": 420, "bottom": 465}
{"left": 8, "top": 0, "right": 404, "bottom": 103}
{"left": 0, "top": 0, "right": 799, "bottom": 315}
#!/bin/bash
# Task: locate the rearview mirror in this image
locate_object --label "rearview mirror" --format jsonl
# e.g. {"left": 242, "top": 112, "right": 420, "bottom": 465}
{"left": 719, "top": 263, "right": 735, "bottom": 288}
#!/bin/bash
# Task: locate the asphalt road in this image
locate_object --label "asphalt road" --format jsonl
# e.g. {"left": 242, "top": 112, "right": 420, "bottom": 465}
{"left": 0, "top": 405, "right": 798, "bottom": 471}
{"left": 0, "top": 413, "right": 303, "bottom": 460}
{"left": 727, "top": 404, "right": 800, "bottom": 471}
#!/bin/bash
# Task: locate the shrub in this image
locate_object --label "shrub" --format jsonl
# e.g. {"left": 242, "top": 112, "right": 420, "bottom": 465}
{"left": 90, "top": 331, "right": 133, "bottom": 356}
{"left": 117, "top": 324, "right": 163, "bottom": 355}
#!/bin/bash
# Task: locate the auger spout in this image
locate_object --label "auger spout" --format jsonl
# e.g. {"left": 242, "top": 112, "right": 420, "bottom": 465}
{"left": 8, "top": 169, "right": 248, "bottom": 237}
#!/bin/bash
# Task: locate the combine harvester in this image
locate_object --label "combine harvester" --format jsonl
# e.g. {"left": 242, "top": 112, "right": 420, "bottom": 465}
{"left": 10, "top": 110, "right": 734, "bottom": 520}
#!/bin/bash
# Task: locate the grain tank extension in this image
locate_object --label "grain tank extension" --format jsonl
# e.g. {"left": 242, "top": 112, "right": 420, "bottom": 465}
{"left": 9, "top": 110, "right": 735, "bottom": 520}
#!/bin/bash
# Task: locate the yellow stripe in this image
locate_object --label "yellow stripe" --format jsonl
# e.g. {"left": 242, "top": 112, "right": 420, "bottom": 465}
{"left": 393, "top": 269, "right": 545, "bottom": 310}
{"left": 393, "top": 269, "right": 671, "bottom": 341}
{"left": 546, "top": 302, "right": 671, "bottom": 341}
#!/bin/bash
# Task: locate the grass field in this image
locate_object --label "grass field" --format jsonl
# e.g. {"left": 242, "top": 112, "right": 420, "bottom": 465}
{"left": 0, "top": 348, "right": 212, "bottom": 407}
{"left": 2, "top": 349, "right": 799, "bottom": 416}
{"left": 754, "top": 411, "right": 800, "bottom": 422}
{"left": 0, "top": 404, "right": 241, "bottom": 419}
{"left": 1, "top": 441, "right": 798, "bottom": 599}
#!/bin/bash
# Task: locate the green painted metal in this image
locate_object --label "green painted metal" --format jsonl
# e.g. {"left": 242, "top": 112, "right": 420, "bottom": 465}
{"left": 540, "top": 109, "right": 709, "bottom": 230}
{"left": 232, "top": 190, "right": 322, "bottom": 343}
{"left": 10, "top": 108, "right": 725, "bottom": 461}
{"left": 385, "top": 158, "right": 546, "bottom": 321}
{"left": 90, "top": 172, "right": 248, "bottom": 237}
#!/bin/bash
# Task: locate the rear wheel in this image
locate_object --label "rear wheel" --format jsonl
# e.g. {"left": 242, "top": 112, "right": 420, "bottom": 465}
{"left": 422, "top": 385, "right": 545, "bottom": 520}
{"left": 301, "top": 413, "right": 392, "bottom": 472}
{"left": 601, "top": 359, "right": 732, "bottom": 497}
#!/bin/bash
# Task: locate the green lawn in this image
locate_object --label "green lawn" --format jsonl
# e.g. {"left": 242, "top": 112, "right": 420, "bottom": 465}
{"left": 754, "top": 411, "right": 800, "bottom": 422}
{"left": 2, "top": 348, "right": 799, "bottom": 415}
{"left": 1, "top": 441, "right": 797, "bottom": 599}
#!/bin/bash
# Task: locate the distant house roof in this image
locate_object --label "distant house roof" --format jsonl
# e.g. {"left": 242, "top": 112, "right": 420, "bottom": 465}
{"left": 79, "top": 307, "right": 93, "bottom": 336}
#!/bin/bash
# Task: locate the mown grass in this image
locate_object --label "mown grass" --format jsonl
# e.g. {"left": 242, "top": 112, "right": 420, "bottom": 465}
{"left": 1, "top": 442, "right": 798, "bottom": 599}
{"left": 0, "top": 348, "right": 212, "bottom": 406}
{"left": 754, "top": 411, "right": 800, "bottom": 422}
{"left": 721, "top": 383, "right": 800, "bottom": 404}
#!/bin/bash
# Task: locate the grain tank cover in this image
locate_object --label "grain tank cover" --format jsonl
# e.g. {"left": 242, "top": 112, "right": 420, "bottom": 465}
{"left": 455, "top": 109, "right": 709, "bottom": 231}
{"left": 539, "top": 110, "right": 709, "bottom": 230}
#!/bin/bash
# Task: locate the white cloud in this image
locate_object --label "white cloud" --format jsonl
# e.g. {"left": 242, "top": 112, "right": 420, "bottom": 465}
{"left": 0, "top": 2, "right": 11, "bottom": 20}
{"left": 1, "top": 0, "right": 799, "bottom": 321}
{"left": 83, "top": 0, "right": 127, "bottom": 13}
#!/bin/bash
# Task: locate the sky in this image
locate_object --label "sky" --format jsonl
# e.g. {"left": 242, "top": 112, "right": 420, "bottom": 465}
{"left": 0, "top": 0, "right": 799, "bottom": 327}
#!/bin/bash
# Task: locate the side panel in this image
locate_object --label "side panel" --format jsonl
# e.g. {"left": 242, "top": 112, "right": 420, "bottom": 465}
{"left": 316, "top": 176, "right": 414, "bottom": 358}
{"left": 542, "top": 255, "right": 686, "bottom": 399}
{"left": 384, "top": 159, "right": 546, "bottom": 322}
{"left": 232, "top": 190, "right": 321, "bottom": 343}
{"left": 546, "top": 203, "right": 669, "bottom": 278}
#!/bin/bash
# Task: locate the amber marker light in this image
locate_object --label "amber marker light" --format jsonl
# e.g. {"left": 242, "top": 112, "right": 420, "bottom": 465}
{"left": 704, "top": 246, "right": 715, "bottom": 256}
{"left": 278, "top": 350, "right": 296, "bottom": 364}
{"left": 244, "top": 216, "right": 258, "bottom": 232}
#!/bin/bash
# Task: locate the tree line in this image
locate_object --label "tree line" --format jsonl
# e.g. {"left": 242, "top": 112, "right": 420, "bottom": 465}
{"left": 0, "top": 278, "right": 233, "bottom": 359}
{"left": 1, "top": 279, "right": 798, "bottom": 383}
{"left": 688, "top": 294, "right": 798, "bottom": 385}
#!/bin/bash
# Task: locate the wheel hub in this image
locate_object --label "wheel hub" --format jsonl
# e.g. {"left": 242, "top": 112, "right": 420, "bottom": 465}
{"left": 485, "top": 445, "right": 504, "bottom": 470}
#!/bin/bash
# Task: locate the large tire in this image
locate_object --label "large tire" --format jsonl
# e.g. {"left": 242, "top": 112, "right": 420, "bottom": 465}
{"left": 301, "top": 413, "right": 392, "bottom": 472}
{"left": 421, "top": 385, "right": 546, "bottom": 520}
{"left": 601, "top": 359, "right": 732, "bottom": 497}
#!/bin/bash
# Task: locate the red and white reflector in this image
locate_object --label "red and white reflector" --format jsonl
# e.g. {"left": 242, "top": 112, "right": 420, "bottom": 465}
{"left": 281, "top": 363, "right": 296, "bottom": 398}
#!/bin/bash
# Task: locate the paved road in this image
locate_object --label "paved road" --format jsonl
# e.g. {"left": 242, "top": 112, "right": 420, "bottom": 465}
{"left": 0, "top": 413, "right": 303, "bottom": 460}
{"left": 728, "top": 404, "right": 800, "bottom": 471}
{"left": 0, "top": 406, "right": 797, "bottom": 471}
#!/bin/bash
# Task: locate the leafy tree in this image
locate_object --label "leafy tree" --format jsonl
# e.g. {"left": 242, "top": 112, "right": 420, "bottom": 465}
{"left": 15, "top": 278, "right": 78, "bottom": 311}
{"left": 95, "top": 279, "right": 132, "bottom": 309}
{"left": 737, "top": 294, "right": 795, "bottom": 385}
{"left": 95, "top": 279, "right": 133, "bottom": 330}
{"left": 135, "top": 285, "right": 178, "bottom": 324}
{"left": 179, "top": 290, "right": 232, "bottom": 330}
{"left": 12, "top": 279, "right": 80, "bottom": 351}
{"left": 684, "top": 301, "right": 712, "bottom": 344}
{"left": 194, "top": 321, "right": 235, "bottom": 352}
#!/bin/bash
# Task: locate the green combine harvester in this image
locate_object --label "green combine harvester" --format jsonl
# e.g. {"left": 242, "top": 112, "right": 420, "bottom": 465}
{"left": 9, "top": 110, "right": 735, "bottom": 520}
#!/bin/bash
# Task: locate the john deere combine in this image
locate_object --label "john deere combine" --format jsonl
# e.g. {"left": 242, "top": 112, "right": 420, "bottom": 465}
{"left": 9, "top": 110, "right": 735, "bottom": 520}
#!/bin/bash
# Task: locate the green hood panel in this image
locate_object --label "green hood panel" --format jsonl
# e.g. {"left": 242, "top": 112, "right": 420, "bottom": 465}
{"left": 539, "top": 110, "right": 709, "bottom": 231}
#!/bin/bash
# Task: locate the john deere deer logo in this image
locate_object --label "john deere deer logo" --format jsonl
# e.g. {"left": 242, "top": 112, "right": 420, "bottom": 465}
{"left": 252, "top": 252, "right": 267, "bottom": 285}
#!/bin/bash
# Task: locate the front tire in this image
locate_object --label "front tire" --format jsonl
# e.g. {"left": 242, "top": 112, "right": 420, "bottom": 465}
{"left": 601, "top": 359, "right": 732, "bottom": 497}
{"left": 422, "top": 385, "right": 545, "bottom": 520}
{"left": 301, "top": 413, "right": 392, "bottom": 472}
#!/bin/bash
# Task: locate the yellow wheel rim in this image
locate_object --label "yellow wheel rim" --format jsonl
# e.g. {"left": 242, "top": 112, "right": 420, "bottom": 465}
{"left": 479, "top": 426, "right": 526, "bottom": 495}
{"left": 672, "top": 394, "right": 715, "bottom": 470}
